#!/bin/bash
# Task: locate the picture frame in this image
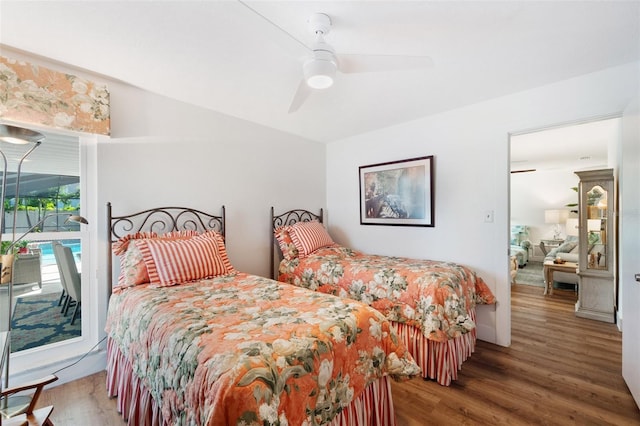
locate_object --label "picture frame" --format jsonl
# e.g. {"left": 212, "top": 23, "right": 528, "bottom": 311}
{"left": 359, "top": 155, "right": 434, "bottom": 227}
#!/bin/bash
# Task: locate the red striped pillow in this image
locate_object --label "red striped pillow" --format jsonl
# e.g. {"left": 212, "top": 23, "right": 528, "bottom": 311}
{"left": 288, "top": 221, "right": 334, "bottom": 257}
{"left": 136, "top": 231, "right": 235, "bottom": 287}
{"left": 200, "top": 230, "right": 235, "bottom": 274}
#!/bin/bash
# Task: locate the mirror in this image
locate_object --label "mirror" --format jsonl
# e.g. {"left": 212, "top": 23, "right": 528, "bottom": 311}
{"left": 586, "top": 184, "right": 607, "bottom": 270}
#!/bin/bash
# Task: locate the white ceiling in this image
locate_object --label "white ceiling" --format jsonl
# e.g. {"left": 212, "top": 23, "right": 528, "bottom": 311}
{"left": 510, "top": 117, "right": 619, "bottom": 174}
{"left": 0, "top": 1, "right": 639, "bottom": 145}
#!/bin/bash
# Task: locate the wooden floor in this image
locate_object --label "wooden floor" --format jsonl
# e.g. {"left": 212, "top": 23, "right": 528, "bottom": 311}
{"left": 393, "top": 285, "right": 640, "bottom": 425}
{"left": 39, "top": 284, "right": 640, "bottom": 425}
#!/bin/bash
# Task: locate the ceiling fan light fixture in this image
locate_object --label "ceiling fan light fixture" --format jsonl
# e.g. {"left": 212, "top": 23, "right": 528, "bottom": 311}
{"left": 303, "top": 58, "right": 336, "bottom": 90}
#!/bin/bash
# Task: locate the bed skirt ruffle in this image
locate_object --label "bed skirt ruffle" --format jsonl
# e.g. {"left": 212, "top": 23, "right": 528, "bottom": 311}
{"left": 392, "top": 308, "right": 477, "bottom": 386}
{"left": 106, "top": 338, "right": 397, "bottom": 426}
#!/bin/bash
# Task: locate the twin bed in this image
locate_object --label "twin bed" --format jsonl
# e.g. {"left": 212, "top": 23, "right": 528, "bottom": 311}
{"left": 271, "top": 208, "right": 495, "bottom": 387}
{"left": 105, "top": 203, "right": 495, "bottom": 425}
{"left": 105, "top": 204, "right": 420, "bottom": 426}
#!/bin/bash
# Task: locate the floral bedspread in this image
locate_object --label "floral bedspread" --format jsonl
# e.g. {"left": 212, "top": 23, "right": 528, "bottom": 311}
{"left": 105, "top": 272, "right": 420, "bottom": 426}
{"left": 279, "top": 246, "right": 496, "bottom": 342}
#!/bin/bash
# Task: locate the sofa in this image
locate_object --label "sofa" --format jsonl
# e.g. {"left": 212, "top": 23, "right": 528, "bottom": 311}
{"left": 544, "top": 236, "right": 579, "bottom": 285}
{"left": 511, "top": 244, "right": 529, "bottom": 267}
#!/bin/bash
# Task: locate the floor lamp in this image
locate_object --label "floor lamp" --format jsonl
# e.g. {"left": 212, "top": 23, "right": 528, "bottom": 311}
{"left": 0, "top": 124, "right": 50, "bottom": 421}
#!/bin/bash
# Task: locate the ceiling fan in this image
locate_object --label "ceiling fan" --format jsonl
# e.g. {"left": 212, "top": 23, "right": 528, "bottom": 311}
{"left": 238, "top": 3, "right": 434, "bottom": 113}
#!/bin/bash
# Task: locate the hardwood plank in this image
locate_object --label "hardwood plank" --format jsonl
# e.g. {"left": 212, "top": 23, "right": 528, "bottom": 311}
{"left": 394, "top": 285, "right": 640, "bottom": 426}
{"left": 39, "top": 284, "right": 639, "bottom": 425}
{"left": 38, "top": 371, "right": 123, "bottom": 425}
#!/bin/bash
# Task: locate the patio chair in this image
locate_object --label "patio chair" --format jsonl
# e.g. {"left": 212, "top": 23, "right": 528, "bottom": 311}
{"left": 11, "top": 253, "right": 42, "bottom": 289}
{"left": 51, "top": 242, "right": 69, "bottom": 311}
{"left": 52, "top": 243, "right": 81, "bottom": 325}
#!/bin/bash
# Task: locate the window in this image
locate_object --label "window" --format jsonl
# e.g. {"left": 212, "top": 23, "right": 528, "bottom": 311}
{"left": 1, "top": 130, "right": 91, "bottom": 361}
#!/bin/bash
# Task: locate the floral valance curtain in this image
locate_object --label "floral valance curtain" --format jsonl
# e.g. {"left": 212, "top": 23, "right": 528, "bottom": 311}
{"left": 0, "top": 55, "right": 110, "bottom": 135}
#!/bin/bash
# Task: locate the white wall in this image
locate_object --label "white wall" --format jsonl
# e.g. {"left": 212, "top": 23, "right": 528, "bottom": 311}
{"left": 100, "top": 83, "right": 325, "bottom": 277}
{"left": 511, "top": 169, "right": 579, "bottom": 250}
{"left": 327, "top": 62, "right": 639, "bottom": 347}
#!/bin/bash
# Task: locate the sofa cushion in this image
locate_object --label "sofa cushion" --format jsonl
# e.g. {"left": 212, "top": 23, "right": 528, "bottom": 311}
{"left": 556, "top": 252, "right": 579, "bottom": 263}
{"left": 545, "top": 240, "right": 579, "bottom": 263}
{"left": 557, "top": 241, "right": 578, "bottom": 253}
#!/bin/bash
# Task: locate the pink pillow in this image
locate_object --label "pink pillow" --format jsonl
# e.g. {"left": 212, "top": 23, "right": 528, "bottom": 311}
{"left": 136, "top": 231, "right": 235, "bottom": 288}
{"left": 288, "top": 221, "right": 334, "bottom": 257}
{"left": 274, "top": 226, "right": 299, "bottom": 260}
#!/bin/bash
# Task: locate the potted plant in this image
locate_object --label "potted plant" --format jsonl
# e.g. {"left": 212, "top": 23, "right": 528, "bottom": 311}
{"left": 0, "top": 240, "right": 30, "bottom": 255}
{"left": 16, "top": 240, "right": 29, "bottom": 254}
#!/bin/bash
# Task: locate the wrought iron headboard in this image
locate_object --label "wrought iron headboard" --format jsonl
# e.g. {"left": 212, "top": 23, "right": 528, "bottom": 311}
{"left": 270, "top": 207, "right": 323, "bottom": 279}
{"left": 107, "top": 203, "right": 225, "bottom": 294}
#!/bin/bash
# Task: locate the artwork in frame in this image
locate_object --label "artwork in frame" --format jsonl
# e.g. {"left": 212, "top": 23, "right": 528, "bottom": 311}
{"left": 359, "top": 155, "right": 434, "bottom": 227}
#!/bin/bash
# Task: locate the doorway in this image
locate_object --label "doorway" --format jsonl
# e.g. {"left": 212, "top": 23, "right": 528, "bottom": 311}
{"left": 509, "top": 117, "right": 620, "bottom": 294}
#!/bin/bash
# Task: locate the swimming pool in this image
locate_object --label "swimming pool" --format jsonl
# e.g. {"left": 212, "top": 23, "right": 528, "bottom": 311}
{"left": 31, "top": 239, "right": 82, "bottom": 267}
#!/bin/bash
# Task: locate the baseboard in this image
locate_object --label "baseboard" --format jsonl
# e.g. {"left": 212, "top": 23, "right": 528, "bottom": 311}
{"left": 617, "top": 310, "right": 622, "bottom": 331}
{"left": 8, "top": 349, "right": 107, "bottom": 389}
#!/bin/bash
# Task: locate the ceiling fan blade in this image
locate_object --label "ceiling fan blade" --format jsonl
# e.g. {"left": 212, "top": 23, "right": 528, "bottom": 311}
{"left": 337, "top": 54, "right": 434, "bottom": 74}
{"left": 237, "top": 0, "right": 311, "bottom": 56}
{"left": 288, "top": 79, "right": 312, "bottom": 113}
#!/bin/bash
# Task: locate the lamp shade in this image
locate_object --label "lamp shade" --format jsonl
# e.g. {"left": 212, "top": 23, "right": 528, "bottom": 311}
{"left": 544, "top": 209, "right": 569, "bottom": 224}
{"left": 544, "top": 210, "right": 560, "bottom": 224}
{"left": 65, "top": 215, "right": 89, "bottom": 225}
{"left": 0, "top": 124, "right": 44, "bottom": 145}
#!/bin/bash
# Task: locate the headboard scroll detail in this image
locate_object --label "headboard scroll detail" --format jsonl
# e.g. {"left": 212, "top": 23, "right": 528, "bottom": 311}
{"left": 270, "top": 207, "right": 323, "bottom": 279}
{"left": 109, "top": 204, "right": 225, "bottom": 241}
{"left": 272, "top": 208, "right": 323, "bottom": 229}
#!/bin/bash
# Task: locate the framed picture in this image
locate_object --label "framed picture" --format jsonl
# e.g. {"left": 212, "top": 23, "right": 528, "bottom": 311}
{"left": 359, "top": 155, "right": 434, "bottom": 227}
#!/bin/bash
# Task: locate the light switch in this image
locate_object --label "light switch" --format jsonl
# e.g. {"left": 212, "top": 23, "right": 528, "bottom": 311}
{"left": 484, "top": 210, "right": 494, "bottom": 223}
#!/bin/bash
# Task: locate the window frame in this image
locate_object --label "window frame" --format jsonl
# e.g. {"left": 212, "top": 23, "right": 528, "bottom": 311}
{"left": 7, "top": 132, "right": 101, "bottom": 384}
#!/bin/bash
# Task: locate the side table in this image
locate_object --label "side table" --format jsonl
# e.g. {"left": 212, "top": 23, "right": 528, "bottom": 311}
{"left": 543, "top": 260, "right": 578, "bottom": 295}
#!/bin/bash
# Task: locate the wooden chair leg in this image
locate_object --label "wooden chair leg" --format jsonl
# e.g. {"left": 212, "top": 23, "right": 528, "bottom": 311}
{"left": 1, "top": 375, "right": 58, "bottom": 424}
